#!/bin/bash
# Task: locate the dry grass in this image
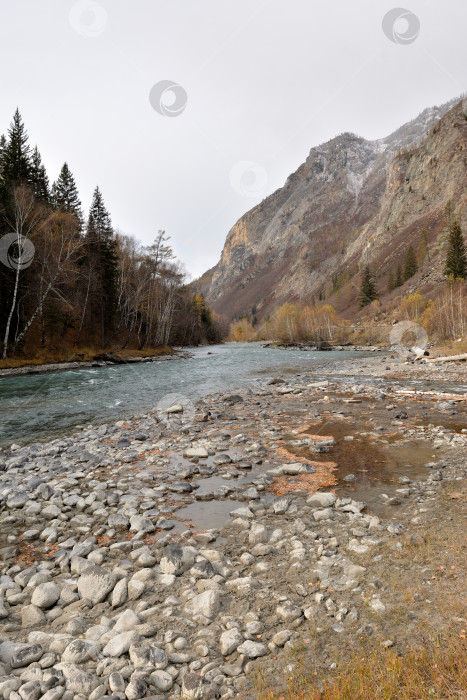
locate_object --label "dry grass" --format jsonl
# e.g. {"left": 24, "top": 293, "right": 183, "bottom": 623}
{"left": 256, "top": 454, "right": 467, "bottom": 700}
{"left": 256, "top": 634, "right": 467, "bottom": 699}
{"left": 431, "top": 339, "right": 467, "bottom": 356}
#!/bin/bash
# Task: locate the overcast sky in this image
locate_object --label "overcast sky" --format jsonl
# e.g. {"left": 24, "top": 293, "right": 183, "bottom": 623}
{"left": 0, "top": 0, "right": 465, "bottom": 279}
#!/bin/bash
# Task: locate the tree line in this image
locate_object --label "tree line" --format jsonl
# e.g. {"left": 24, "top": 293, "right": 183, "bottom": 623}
{"left": 0, "top": 110, "right": 225, "bottom": 359}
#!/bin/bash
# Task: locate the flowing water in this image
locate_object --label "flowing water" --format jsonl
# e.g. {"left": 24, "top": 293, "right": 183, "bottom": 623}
{"left": 0, "top": 343, "right": 368, "bottom": 448}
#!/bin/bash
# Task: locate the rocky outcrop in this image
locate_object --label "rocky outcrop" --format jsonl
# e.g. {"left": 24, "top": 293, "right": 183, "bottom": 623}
{"left": 200, "top": 97, "right": 465, "bottom": 318}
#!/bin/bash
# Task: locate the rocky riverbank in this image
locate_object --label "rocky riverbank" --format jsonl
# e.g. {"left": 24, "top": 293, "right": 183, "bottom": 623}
{"left": 0, "top": 355, "right": 466, "bottom": 699}
{"left": 262, "top": 342, "right": 385, "bottom": 352}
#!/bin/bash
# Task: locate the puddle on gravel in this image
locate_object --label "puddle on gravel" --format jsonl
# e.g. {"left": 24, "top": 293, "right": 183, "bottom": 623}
{"left": 172, "top": 498, "right": 244, "bottom": 533}
{"left": 289, "top": 419, "right": 442, "bottom": 517}
{"left": 164, "top": 383, "right": 462, "bottom": 532}
{"left": 193, "top": 471, "right": 253, "bottom": 495}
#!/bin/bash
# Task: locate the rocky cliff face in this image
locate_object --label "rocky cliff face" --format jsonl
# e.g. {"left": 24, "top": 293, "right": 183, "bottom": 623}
{"left": 200, "top": 98, "right": 465, "bottom": 319}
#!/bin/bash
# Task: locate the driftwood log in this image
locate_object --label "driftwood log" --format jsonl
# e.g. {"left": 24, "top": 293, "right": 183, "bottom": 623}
{"left": 424, "top": 353, "right": 467, "bottom": 363}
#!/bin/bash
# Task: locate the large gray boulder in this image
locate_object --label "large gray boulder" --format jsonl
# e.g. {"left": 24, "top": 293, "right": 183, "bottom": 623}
{"left": 77, "top": 565, "right": 116, "bottom": 605}
{"left": 306, "top": 492, "right": 336, "bottom": 508}
{"left": 237, "top": 640, "right": 268, "bottom": 658}
{"left": 183, "top": 590, "right": 220, "bottom": 620}
{"left": 159, "top": 545, "right": 195, "bottom": 575}
{"left": 219, "top": 628, "right": 243, "bottom": 656}
{"left": 31, "top": 582, "right": 61, "bottom": 609}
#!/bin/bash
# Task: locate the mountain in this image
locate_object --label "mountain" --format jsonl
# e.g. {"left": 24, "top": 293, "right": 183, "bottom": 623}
{"left": 198, "top": 97, "right": 466, "bottom": 320}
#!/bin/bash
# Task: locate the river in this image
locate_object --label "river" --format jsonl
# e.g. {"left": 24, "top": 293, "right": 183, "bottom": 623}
{"left": 0, "top": 343, "right": 370, "bottom": 448}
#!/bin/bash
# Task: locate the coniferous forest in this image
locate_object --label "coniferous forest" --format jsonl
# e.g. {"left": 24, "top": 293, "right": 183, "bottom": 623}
{"left": 0, "top": 110, "right": 226, "bottom": 361}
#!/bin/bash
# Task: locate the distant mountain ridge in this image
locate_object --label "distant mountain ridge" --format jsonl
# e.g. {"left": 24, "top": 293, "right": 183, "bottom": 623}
{"left": 198, "top": 96, "right": 465, "bottom": 319}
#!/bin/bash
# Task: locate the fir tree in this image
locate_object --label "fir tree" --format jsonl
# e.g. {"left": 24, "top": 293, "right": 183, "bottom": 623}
{"left": 444, "top": 220, "right": 467, "bottom": 279}
{"left": 2, "top": 109, "right": 31, "bottom": 185}
{"left": 403, "top": 244, "right": 418, "bottom": 281}
{"left": 30, "top": 146, "right": 50, "bottom": 203}
{"left": 52, "top": 162, "right": 83, "bottom": 225}
{"left": 387, "top": 270, "right": 394, "bottom": 292}
{"left": 358, "top": 266, "right": 377, "bottom": 308}
{"left": 85, "top": 187, "right": 119, "bottom": 345}
{"left": 395, "top": 264, "right": 403, "bottom": 288}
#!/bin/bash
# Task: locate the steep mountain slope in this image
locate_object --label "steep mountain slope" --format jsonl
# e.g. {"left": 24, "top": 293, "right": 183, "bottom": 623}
{"left": 199, "top": 98, "right": 465, "bottom": 319}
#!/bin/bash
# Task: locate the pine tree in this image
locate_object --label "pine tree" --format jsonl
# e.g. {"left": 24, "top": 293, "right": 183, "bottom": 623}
{"left": 358, "top": 266, "right": 377, "bottom": 308}
{"left": 146, "top": 230, "right": 174, "bottom": 271}
{"left": 52, "top": 162, "right": 83, "bottom": 225}
{"left": 395, "top": 264, "right": 403, "bottom": 288}
{"left": 403, "top": 244, "right": 418, "bottom": 281}
{"left": 85, "top": 186, "right": 119, "bottom": 345}
{"left": 444, "top": 220, "right": 467, "bottom": 279}
{"left": 2, "top": 109, "right": 31, "bottom": 185}
{"left": 30, "top": 146, "right": 50, "bottom": 203}
{"left": 387, "top": 269, "right": 394, "bottom": 292}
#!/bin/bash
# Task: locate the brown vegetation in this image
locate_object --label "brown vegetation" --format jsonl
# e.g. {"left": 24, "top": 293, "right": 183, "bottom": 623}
{"left": 229, "top": 281, "right": 467, "bottom": 347}
{"left": 256, "top": 635, "right": 467, "bottom": 699}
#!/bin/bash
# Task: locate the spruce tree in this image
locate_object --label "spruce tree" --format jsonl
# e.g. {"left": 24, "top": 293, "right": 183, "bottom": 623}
{"left": 2, "top": 109, "right": 31, "bottom": 185}
{"left": 30, "top": 146, "right": 50, "bottom": 203}
{"left": 387, "top": 270, "right": 394, "bottom": 292}
{"left": 444, "top": 220, "right": 467, "bottom": 279}
{"left": 85, "top": 186, "right": 119, "bottom": 345}
{"left": 403, "top": 244, "right": 418, "bottom": 281}
{"left": 395, "top": 264, "right": 403, "bottom": 288}
{"left": 358, "top": 266, "right": 377, "bottom": 308}
{"left": 52, "top": 162, "right": 83, "bottom": 225}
